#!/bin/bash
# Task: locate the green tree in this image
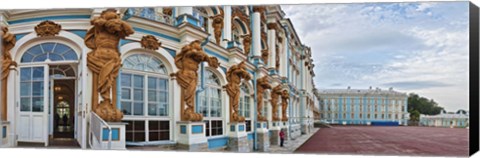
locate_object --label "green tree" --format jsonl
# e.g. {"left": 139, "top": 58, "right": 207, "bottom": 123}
{"left": 410, "top": 110, "right": 420, "bottom": 122}
{"left": 407, "top": 93, "right": 444, "bottom": 115}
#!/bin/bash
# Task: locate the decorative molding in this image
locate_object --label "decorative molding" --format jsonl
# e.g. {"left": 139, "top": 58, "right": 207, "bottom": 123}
{"left": 34, "top": 20, "right": 62, "bottom": 37}
{"left": 140, "top": 35, "right": 161, "bottom": 50}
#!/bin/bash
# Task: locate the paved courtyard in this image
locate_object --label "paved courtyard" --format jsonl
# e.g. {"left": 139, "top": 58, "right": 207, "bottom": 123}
{"left": 295, "top": 126, "right": 469, "bottom": 157}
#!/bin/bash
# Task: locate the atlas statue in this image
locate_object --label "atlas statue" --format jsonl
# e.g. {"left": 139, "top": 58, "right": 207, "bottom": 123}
{"left": 85, "top": 9, "right": 135, "bottom": 122}
{"left": 256, "top": 76, "right": 271, "bottom": 121}
{"left": 225, "top": 61, "right": 251, "bottom": 122}
{"left": 1, "top": 27, "right": 17, "bottom": 121}
{"left": 173, "top": 40, "right": 220, "bottom": 121}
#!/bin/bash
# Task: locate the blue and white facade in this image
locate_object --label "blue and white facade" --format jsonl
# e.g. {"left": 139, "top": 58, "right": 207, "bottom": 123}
{"left": 319, "top": 87, "right": 409, "bottom": 125}
{"left": 419, "top": 110, "right": 469, "bottom": 128}
{"left": 0, "top": 6, "right": 319, "bottom": 150}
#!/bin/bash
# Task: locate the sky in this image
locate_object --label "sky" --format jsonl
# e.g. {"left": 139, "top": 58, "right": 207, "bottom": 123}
{"left": 282, "top": 2, "right": 470, "bottom": 112}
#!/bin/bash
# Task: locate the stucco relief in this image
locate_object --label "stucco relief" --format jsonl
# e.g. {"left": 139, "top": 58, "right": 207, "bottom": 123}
{"left": 1, "top": 27, "right": 17, "bottom": 121}
{"left": 173, "top": 40, "right": 220, "bottom": 122}
{"left": 85, "top": 9, "right": 135, "bottom": 122}
{"left": 225, "top": 61, "right": 251, "bottom": 122}
{"left": 256, "top": 76, "right": 271, "bottom": 122}
{"left": 35, "top": 20, "right": 62, "bottom": 37}
{"left": 140, "top": 35, "right": 161, "bottom": 50}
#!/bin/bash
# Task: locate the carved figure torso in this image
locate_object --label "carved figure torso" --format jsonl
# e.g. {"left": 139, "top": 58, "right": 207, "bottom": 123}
{"left": 256, "top": 76, "right": 271, "bottom": 121}
{"left": 281, "top": 90, "right": 289, "bottom": 121}
{"left": 175, "top": 40, "right": 219, "bottom": 121}
{"left": 271, "top": 85, "right": 282, "bottom": 121}
{"left": 226, "top": 62, "right": 251, "bottom": 122}
{"left": 85, "top": 9, "right": 134, "bottom": 122}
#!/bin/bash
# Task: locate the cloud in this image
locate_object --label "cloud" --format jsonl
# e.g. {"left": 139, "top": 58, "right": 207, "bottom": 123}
{"left": 382, "top": 81, "right": 452, "bottom": 90}
{"left": 282, "top": 2, "right": 469, "bottom": 111}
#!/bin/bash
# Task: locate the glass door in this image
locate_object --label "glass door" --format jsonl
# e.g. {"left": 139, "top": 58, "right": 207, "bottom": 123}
{"left": 17, "top": 66, "right": 49, "bottom": 145}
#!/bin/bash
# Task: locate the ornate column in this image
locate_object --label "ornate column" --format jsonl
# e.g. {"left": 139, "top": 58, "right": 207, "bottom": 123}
{"left": 225, "top": 62, "right": 251, "bottom": 152}
{"left": 223, "top": 6, "right": 232, "bottom": 47}
{"left": 267, "top": 23, "right": 277, "bottom": 74}
{"left": 251, "top": 7, "right": 262, "bottom": 63}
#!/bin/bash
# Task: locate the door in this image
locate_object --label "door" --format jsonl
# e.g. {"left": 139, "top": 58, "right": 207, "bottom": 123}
{"left": 52, "top": 79, "right": 75, "bottom": 138}
{"left": 18, "top": 66, "right": 49, "bottom": 145}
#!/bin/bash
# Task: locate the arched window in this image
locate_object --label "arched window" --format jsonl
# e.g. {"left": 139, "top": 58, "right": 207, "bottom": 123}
{"left": 239, "top": 83, "right": 252, "bottom": 132}
{"left": 197, "top": 69, "right": 223, "bottom": 137}
{"left": 120, "top": 54, "right": 170, "bottom": 143}
{"left": 21, "top": 42, "right": 78, "bottom": 63}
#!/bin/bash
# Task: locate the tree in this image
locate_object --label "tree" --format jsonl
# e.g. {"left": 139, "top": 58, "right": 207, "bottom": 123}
{"left": 407, "top": 93, "right": 445, "bottom": 115}
{"left": 410, "top": 110, "right": 420, "bottom": 122}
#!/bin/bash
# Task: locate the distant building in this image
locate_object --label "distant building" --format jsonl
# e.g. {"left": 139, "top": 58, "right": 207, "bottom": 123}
{"left": 318, "top": 87, "right": 409, "bottom": 125}
{"left": 419, "top": 110, "right": 469, "bottom": 128}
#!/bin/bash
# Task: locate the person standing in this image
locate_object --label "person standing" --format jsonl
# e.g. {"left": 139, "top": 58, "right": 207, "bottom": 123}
{"left": 279, "top": 129, "right": 285, "bottom": 147}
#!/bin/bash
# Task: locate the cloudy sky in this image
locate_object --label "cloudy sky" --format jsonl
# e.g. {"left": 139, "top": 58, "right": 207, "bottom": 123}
{"left": 282, "top": 2, "right": 469, "bottom": 112}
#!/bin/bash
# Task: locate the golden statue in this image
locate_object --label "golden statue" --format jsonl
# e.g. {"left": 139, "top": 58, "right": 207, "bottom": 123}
{"left": 256, "top": 76, "right": 271, "bottom": 121}
{"left": 225, "top": 61, "right": 251, "bottom": 122}
{"left": 85, "top": 9, "right": 134, "bottom": 122}
{"left": 270, "top": 85, "right": 282, "bottom": 121}
{"left": 241, "top": 34, "right": 251, "bottom": 55}
{"left": 281, "top": 90, "right": 289, "bottom": 121}
{"left": 210, "top": 9, "right": 224, "bottom": 45}
{"left": 173, "top": 40, "right": 219, "bottom": 121}
{"left": 1, "top": 27, "right": 17, "bottom": 121}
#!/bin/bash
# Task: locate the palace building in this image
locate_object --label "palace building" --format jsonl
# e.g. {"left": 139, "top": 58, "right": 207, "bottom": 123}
{"left": 420, "top": 110, "right": 469, "bottom": 128}
{"left": 0, "top": 6, "right": 320, "bottom": 151}
{"left": 318, "top": 87, "right": 409, "bottom": 126}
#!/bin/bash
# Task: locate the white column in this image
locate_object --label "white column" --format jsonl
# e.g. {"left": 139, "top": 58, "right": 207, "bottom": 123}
{"left": 280, "top": 34, "right": 288, "bottom": 77}
{"left": 177, "top": 7, "right": 193, "bottom": 16}
{"left": 267, "top": 29, "right": 276, "bottom": 69}
{"left": 252, "top": 12, "right": 261, "bottom": 57}
{"left": 223, "top": 6, "right": 232, "bottom": 43}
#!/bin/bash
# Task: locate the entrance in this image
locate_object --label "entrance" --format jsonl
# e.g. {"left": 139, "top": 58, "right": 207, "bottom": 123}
{"left": 52, "top": 79, "right": 75, "bottom": 139}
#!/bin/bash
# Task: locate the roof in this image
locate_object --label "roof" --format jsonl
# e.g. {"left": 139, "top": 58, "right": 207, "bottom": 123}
{"left": 420, "top": 113, "right": 469, "bottom": 119}
{"left": 318, "top": 87, "right": 407, "bottom": 96}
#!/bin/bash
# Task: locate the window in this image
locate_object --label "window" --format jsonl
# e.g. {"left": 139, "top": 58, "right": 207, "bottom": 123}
{"left": 124, "top": 120, "right": 146, "bottom": 142}
{"left": 239, "top": 83, "right": 251, "bottom": 118}
{"left": 120, "top": 54, "right": 170, "bottom": 142}
{"left": 148, "top": 121, "right": 170, "bottom": 141}
{"left": 20, "top": 67, "right": 44, "bottom": 112}
{"left": 121, "top": 54, "right": 169, "bottom": 116}
{"left": 245, "top": 120, "right": 252, "bottom": 132}
{"left": 21, "top": 42, "right": 78, "bottom": 63}
{"left": 197, "top": 70, "right": 223, "bottom": 137}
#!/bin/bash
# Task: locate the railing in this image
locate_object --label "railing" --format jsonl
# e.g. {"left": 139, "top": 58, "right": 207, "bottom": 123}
{"left": 89, "top": 112, "right": 112, "bottom": 149}
{"left": 130, "top": 8, "right": 174, "bottom": 26}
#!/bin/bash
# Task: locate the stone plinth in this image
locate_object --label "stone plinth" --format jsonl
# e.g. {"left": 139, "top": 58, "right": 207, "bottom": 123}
{"left": 269, "top": 121, "right": 282, "bottom": 146}
{"left": 1, "top": 121, "right": 10, "bottom": 147}
{"left": 282, "top": 121, "right": 290, "bottom": 140}
{"left": 227, "top": 122, "right": 250, "bottom": 152}
{"left": 176, "top": 121, "right": 208, "bottom": 151}
{"left": 301, "top": 124, "right": 309, "bottom": 135}
{"left": 91, "top": 122, "right": 127, "bottom": 150}
{"left": 256, "top": 121, "right": 269, "bottom": 152}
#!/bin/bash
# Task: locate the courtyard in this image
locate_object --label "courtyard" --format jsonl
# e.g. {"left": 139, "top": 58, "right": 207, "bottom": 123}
{"left": 295, "top": 126, "right": 469, "bottom": 157}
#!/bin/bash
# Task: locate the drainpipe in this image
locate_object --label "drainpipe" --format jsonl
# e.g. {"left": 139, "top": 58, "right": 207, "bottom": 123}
{"left": 249, "top": 5, "right": 259, "bottom": 151}
{"left": 195, "top": 35, "right": 211, "bottom": 112}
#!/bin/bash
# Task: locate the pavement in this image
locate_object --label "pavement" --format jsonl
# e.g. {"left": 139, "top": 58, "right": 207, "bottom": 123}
{"left": 295, "top": 126, "right": 469, "bottom": 157}
{"left": 268, "top": 128, "right": 319, "bottom": 153}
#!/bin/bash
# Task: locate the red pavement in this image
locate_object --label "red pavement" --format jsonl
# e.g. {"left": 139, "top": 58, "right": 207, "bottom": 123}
{"left": 295, "top": 126, "right": 469, "bottom": 157}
